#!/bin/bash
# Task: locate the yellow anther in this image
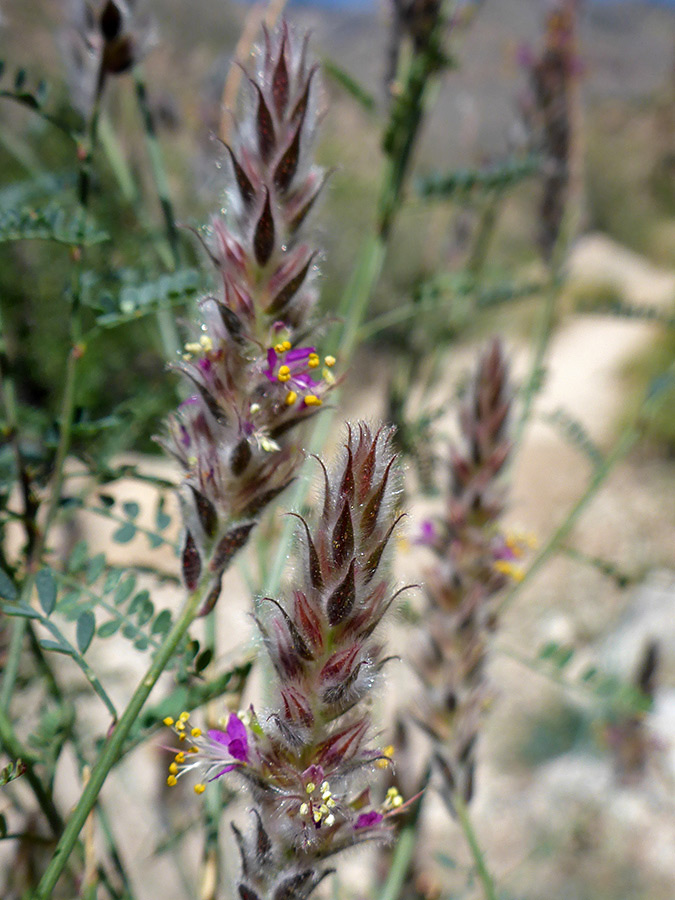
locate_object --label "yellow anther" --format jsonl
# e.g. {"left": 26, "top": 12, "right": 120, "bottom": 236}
{"left": 194, "top": 783, "right": 206, "bottom": 795}
{"left": 163, "top": 717, "right": 174, "bottom": 726}
{"left": 167, "top": 775, "right": 177, "bottom": 787}
{"left": 282, "top": 340, "right": 292, "bottom": 351}
{"left": 319, "top": 804, "right": 329, "bottom": 816}
{"left": 179, "top": 711, "right": 190, "bottom": 722}
{"left": 285, "top": 390, "right": 298, "bottom": 406}
{"left": 274, "top": 342, "right": 286, "bottom": 355}
{"left": 326, "top": 798, "right": 336, "bottom": 808}
{"left": 392, "top": 795, "right": 403, "bottom": 808}
{"left": 169, "top": 762, "right": 178, "bottom": 775}
{"left": 176, "top": 722, "right": 185, "bottom": 732}
{"left": 184, "top": 342, "right": 202, "bottom": 354}
{"left": 313, "top": 809, "right": 322, "bottom": 823}
{"left": 386, "top": 787, "right": 398, "bottom": 798}
{"left": 175, "top": 752, "right": 185, "bottom": 763}
{"left": 305, "top": 782, "right": 316, "bottom": 794}
{"left": 322, "top": 368, "right": 336, "bottom": 386}
{"left": 199, "top": 335, "right": 213, "bottom": 352}
{"left": 277, "top": 365, "right": 291, "bottom": 383}
{"left": 377, "top": 745, "right": 395, "bottom": 769}
{"left": 299, "top": 802, "right": 309, "bottom": 816}
{"left": 325, "top": 814, "right": 335, "bottom": 827}
{"left": 308, "top": 353, "right": 320, "bottom": 368}
{"left": 324, "top": 355, "right": 336, "bottom": 367}
{"left": 191, "top": 727, "right": 202, "bottom": 738}
{"left": 178, "top": 732, "right": 186, "bottom": 741}
{"left": 188, "top": 746, "right": 199, "bottom": 754}
{"left": 493, "top": 560, "right": 524, "bottom": 582}
{"left": 304, "top": 395, "right": 322, "bottom": 407}
{"left": 182, "top": 353, "right": 192, "bottom": 361}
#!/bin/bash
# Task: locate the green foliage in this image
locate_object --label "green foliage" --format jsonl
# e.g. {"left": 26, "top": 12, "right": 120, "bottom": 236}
{"left": 322, "top": 59, "right": 377, "bottom": 114}
{"left": 543, "top": 408, "right": 604, "bottom": 467}
{"left": 416, "top": 154, "right": 541, "bottom": 201}
{"left": 0, "top": 566, "right": 17, "bottom": 600}
{"left": 0, "top": 758, "right": 27, "bottom": 787}
{"left": 0, "top": 202, "right": 107, "bottom": 245}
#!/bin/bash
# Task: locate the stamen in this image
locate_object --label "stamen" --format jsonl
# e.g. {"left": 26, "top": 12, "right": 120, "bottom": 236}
{"left": 324, "top": 355, "right": 336, "bottom": 367}
{"left": 305, "top": 782, "right": 316, "bottom": 794}
{"left": 308, "top": 353, "right": 320, "bottom": 368}
{"left": 163, "top": 717, "right": 174, "bottom": 726}
{"left": 278, "top": 365, "right": 291, "bottom": 383}
{"left": 285, "top": 390, "right": 298, "bottom": 406}
{"left": 194, "top": 783, "right": 206, "bottom": 795}
{"left": 191, "top": 727, "right": 202, "bottom": 738}
{"left": 304, "top": 395, "right": 321, "bottom": 406}
{"left": 167, "top": 775, "right": 177, "bottom": 787}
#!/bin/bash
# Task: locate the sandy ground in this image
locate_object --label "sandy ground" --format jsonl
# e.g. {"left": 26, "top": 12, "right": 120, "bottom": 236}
{"left": 1, "top": 233, "right": 674, "bottom": 899}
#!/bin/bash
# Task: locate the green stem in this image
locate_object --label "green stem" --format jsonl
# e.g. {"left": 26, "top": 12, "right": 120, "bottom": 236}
{"left": 34, "top": 578, "right": 208, "bottom": 899}
{"left": 453, "top": 792, "right": 497, "bottom": 900}
{"left": 512, "top": 269, "right": 561, "bottom": 453}
{"left": 499, "top": 422, "right": 640, "bottom": 615}
{"left": 133, "top": 67, "right": 181, "bottom": 359}
{"left": 376, "top": 765, "right": 430, "bottom": 900}
{"left": 376, "top": 827, "right": 417, "bottom": 900}
{"left": 0, "top": 706, "right": 64, "bottom": 836}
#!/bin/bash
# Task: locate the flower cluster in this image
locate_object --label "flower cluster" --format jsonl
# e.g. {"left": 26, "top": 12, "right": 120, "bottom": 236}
{"left": 63, "top": 0, "right": 156, "bottom": 109}
{"left": 165, "top": 424, "right": 410, "bottom": 898}
{"left": 160, "top": 24, "right": 337, "bottom": 611}
{"left": 410, "top": 339, "right": 525, "bottom": 805}
{"left": 519, "top": 0, "right": 580, "bottom": 259}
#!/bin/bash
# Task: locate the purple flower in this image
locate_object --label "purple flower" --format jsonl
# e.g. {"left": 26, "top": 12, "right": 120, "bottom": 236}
{"left": 165, "top": 711, "right": 250, "bottom": 792}
{"left": 416, "top": 518, "right": 437, "bottom": 546}
{"left": 353, "top": 810, "right": 384, "bottom": 830}
{"left": 262, "top": 343, "right": 322, "bottom": 403}
{"left": 209, "top": 712, "right": 250, "bottom": 764}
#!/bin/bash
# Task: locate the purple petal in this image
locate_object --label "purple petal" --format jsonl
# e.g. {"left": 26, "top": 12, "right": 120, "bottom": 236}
{"left": 418, "top": 520, "right": 436, "bottom": 544}
{"left": 226, "top": 712, "right": 248, "bottom": 744}
{"left": 293, "top": 372, "right": 319, "bottom": 389}
{"left": 285, "top": 346, "right": 314, "bottom": 363}
{"left": 209, "top": 763, "right": 239, "bottom": 781}
{"left": 227, "top": 738, "right": 248, "bottom": 762}
{"left": 207, "top": 728, "right": 230, "bottom": 746}
{"left": 354, "top": 811, "right": 383, "bottom": 830}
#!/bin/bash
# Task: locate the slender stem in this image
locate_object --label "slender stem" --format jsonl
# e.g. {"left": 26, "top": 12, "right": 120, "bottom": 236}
{"left": 0, "top": 706, "right": 64, "bottom": 836}
{"left": 499, "top": 422, "right": 640, "bottom": 616}
{"left": 512, "top": 268, "right": 562, "bottom": 452}
{"left": 34, "top": 578, "right": 208, "bottom": 899}
{"left": 453, "top": 792, "right": 497, "bottom": 900}
{"left": 200, "top": 614, "right": 221, "bottom": 900}
{"left": 133, "top": 67, "right": 181, "bottom": 359}
{"left": 376, "top": 828, "right": 417, "bottom": 900}
{"left": 376, "top": 765, "right": 430, "bottom": 900}
{"left": 466, "top": 189, "right": 504, "bottom": 278}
